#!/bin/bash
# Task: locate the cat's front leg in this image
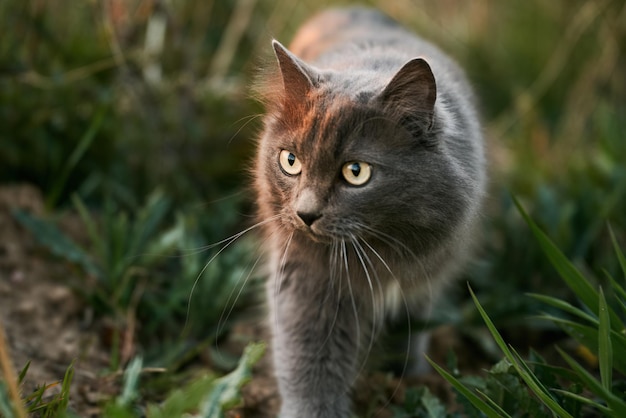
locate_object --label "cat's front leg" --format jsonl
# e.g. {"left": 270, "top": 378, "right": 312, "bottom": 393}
{"left": 268, "top": 271, "right": 365, "bottom": 418}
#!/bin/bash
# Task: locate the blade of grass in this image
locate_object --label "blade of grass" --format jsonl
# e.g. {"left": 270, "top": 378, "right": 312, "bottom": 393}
{"left": 128, "top": 191, "right": 170, "bottom": 258}
{"left": 71, "top": 195, "right": 106, "bottom": 277}
{"left": 469, "top": 285, "right": 573, "bottom": 418}
{"left": 425, "top": 356, "right": 511, "bottom": 418}
{"left": 557, "top": 347, "right": 626, "bottom": 416}
{"left": 528, "top": 293, "right": 598, "bottom": 324}
{"left": 514, "top": 197, "right": 623, "bottom": 332}
{"left": 552, "top": 389, "right": 612, "bottom": 415}
{"left": 509, "top": 345, "right": 573, "bottom": 416}
{"left": 46, "top": 107, "right": 106, "bottom": 208}
{"left": 17, "top": 361, "right": 30, "bottom": 384}
{"left": 57, "top": 361, "right": 75, "bottom": 413}
{"left": 12, "top": 209, "right": 101, "bottom": 278}
{"left": 604, "top": 270, "right": 626, "bottom": 305}
{"left": 608, "top": 224, "right": 626, "bottom": 279}
{"left": 597, "top": 287, "right": 612, "bottom": 391}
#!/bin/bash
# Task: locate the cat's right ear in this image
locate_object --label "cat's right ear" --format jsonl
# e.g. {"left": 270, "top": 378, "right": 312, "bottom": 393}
{"left": 272, "top": 40, "right": 318, "bottom": 104}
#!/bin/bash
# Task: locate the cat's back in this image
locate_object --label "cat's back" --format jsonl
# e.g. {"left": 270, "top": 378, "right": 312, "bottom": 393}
{"left": 288, "top": 8, "right": 454, "bottom": 75}
{"left": 288, "top": 7, "right": 401, "bottom": 61}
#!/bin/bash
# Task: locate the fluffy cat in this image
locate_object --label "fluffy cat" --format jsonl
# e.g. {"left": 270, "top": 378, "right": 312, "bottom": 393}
{"left": 253, "top": 7, "right": 486, "bottom": 417}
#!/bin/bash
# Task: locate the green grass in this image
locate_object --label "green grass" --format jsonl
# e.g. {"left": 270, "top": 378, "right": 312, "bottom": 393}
{"left": 0, "top": 338, "right": 265, "bottom": 418}
{"left": 424, "top": 202, "right": 626, "bottom": 417}
{"left": 1, "top": 0, "right": 624, "bottom": 415}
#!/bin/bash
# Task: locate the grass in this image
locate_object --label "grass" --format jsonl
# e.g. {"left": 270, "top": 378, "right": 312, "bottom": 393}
{"left": 0, "top": 0, "right": 624, "bottom": 416}
{"left": 424, "top": 202, "right": 626, "bottom": 417}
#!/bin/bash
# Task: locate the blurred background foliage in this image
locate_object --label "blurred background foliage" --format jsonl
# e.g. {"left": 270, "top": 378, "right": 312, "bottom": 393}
{"left": 0, "top": 0, "right": 625, "bottom": 370}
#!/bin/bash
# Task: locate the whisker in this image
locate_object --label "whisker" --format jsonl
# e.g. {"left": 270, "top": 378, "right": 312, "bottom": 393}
{"left": 361, "top": 237, "right": 415, "bottom": 416}
{"left": 215, "top": 239, "right": 268, "bottom": 339}
{"left": 227, "top": 113, "right": 264, "bottom": 145}
{"left": 182, "top": 214, "right": 281, "bottom": 256}
{"left": 349, "top": 235, "right": 383, "bottom": 385}
{"left": 355, "top": 222, "right": 437, "bottom": 304}
{"left": 274, "top": 230, "right": 294, "bottom": 328}
{"left": 313, "top": 241, "right": 343, "bottom": 357}
{"left": 321, "top": 240, "right": 341, "bottom": 306}
{"left": 342, "top": 239, "right": 361, "bottom": 355}
{"left": 355, "top": 222, "right": 420, "bottom": 262}
{"left": 184, "top": 214, "right": 280, "bottom": 330}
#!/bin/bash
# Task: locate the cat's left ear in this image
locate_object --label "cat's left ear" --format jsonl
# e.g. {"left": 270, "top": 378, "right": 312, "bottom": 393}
{"left": 380, "top": 58, "right": 437, "bottom": 132}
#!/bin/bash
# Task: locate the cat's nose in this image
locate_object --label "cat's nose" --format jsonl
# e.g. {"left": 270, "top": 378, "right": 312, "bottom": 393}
{"left": 297, "top": 211, "right": 321, "bottom": 227}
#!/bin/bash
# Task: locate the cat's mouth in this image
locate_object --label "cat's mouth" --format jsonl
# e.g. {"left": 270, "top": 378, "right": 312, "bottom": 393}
{"left": 298, "top": 226, "right": 331, "bottom": 243}
{"left": 289, "top": 218, "right": 334, "bottom": 244}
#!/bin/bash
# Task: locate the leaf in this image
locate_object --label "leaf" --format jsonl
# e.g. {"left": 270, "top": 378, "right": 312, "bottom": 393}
{"left": 419, "top": 386, "right": 447, "bottom": 418}
{"left": 490, "top": 358, "right": 514, "bottom": 374}
{"left": 528, "top": 293, "right": 598, "bottom": 325}
{"left": 46, "top": 107, "right": 106, "bottom": 208}
{"left": 199, "top": 342, "right": 266, "bottom": 417}
{"left": 12, "top": 209, "right": 102, "bottom": 278}
{"left": 17, "top": 361, "right": 30, "bottom": 384}
{"left": 128, "top": 190, "right": 171, "bottom": 259}
{"left": 604, "top": 271, "right": 626, "bottom": 313}
{"left": 426, "top": 355, "right": 510, "bottom": 418}
{"left": 552, "top": 389, "right": 611, "bottom": 415}
{"left": 608, "top": 224, "right": 626, "bottom": 279}
{"left": 71, "top": 195, "right": 105, "bottom": 268}
{"left": 597, "top": 288, "right": 613, "bottom": 392}
{"left": 557, "top": 347, "right": 626, "bottom": 416}
{"left": 146, "top": 374, "right": 217, "bottom": 418}
{"left": 55, "top": 361, "right": 75, "bottom": 415}
{"left": 117, "top": 357, "right": 142, "bottom": 408}
{"left": 0, "top": 381, "right": 16, "bottom": 418}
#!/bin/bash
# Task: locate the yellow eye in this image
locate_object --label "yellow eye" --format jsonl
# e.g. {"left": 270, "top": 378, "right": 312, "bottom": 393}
{"left": 342, "top": 162, "right": 372, "bottom": 186}
{"left": 279, "top": 150, "right": 302, "bottom": 175}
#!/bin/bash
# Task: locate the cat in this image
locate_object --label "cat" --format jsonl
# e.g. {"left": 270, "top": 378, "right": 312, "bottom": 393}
{"left": 253, "top": 7, "right": 486, "bottom": 417}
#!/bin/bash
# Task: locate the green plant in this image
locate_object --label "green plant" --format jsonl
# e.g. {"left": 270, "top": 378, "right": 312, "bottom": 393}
{"left": 428, "top": 200, "right": 626, "bottom": 417}
{"left": 0, "top": 360, "right": 76, "bottom": 418}
{"left": 0, "top": 342, "right": 263, "bottom": 418}
{"left": 391, "top": 387, "right": 448, "bottom": 418}
{"left": 105, "top": 342, "right": 265, "bottom": 418}
{"left": 13, "top": 191, "right": 173, "bottom": 318}
{"left": 13, "top": 190, "right": 260, "bottom": 369}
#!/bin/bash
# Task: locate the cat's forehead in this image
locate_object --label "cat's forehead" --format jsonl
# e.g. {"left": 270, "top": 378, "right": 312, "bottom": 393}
{"left": 288, "top": 93, "right": 379, "bottom": 157}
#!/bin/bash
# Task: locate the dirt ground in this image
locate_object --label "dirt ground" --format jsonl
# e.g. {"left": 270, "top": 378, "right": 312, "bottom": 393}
{"left": 0, "top": 184, "right": 475, "bottom": 417}
{"left": 0, "top": 184, "right": 115, "bottom": 416}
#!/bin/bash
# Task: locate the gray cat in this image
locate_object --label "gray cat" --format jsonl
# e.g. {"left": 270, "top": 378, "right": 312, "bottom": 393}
{"left": 253, "top": 7, "right": 486, "bottom": 417}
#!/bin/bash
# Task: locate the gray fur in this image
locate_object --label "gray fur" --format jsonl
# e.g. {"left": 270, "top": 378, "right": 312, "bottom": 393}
{"left": 254, "top": 7, "right": 486, "bottom": 417}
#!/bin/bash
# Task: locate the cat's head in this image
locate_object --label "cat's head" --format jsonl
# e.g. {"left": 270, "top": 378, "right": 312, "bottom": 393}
{"left": 255, "top": 41, "right": 469, "bottom": 254}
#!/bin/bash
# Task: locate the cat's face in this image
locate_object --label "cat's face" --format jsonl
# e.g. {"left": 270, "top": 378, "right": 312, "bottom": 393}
{"left": 255, "top": 42, "right": 467, "bottom": 254}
